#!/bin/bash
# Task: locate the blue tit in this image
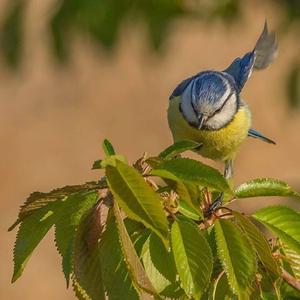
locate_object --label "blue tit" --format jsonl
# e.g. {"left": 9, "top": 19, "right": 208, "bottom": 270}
{"left": 168, "top": 22, "right": 277, "bottom": 209}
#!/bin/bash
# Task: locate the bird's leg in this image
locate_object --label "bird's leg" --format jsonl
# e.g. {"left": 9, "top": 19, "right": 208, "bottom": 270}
{"left": 205, "top": 160, "right": 233, "bottom": 216}
{"left": 224, "top": 159, "right": 233, "bottom": 180}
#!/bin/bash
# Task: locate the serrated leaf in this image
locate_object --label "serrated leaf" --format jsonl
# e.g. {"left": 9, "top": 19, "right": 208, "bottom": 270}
{"left": 55, "top": 191, "right": 100, "bottom": 286}
{"left": 102, "top": 138, "right": 115, "bottom": 156}
{"left": 132, "top": 230, "right": 152, "bottom": 257}
{"left": 113, "top": 202, "right": 157, "bottom": 296}
{"left": 158, "top": 140, "right": 202, "bottom": 159}
{"left": 151, "top": 158, "right": 232, "bottom": 195}
{"left": 72, "top": 278, "right": 91, "bottom": 300}
{"left": 12, "top": 205, "right": 56, "bottom": 282}
{"left": 213, "top": 272, "right": 234, "bottom": 300}
{"left": 170, "top": 178, "right": 203, "bottom": 215}
{"left": 235, "top": 178, "right": 300, "bottom": 199}
{"left": 233, "top": 211, "right": 280, "bottom": 276}
{"left": 282, "top": 245, "right": 300, "bottom": 280}
{"left": 106, "top": 160, "right": 169, "bottom": 246}
{"left": 171, "top": 219, "right": 213, "bottom": 300}
{"left": 142, "top": 233, "right": 177, "bottom": 292}
{"left": 214, "top": 219, "right": 257, "bottom": 297}
{"left": 253, "top": 206, "right": 300, "bottom": 254}
{"left": 178, "top": 201, "right": 201, "bottom": 221}
{"left": 100, "top": 210, "right": 141, "bottom": 300}
{"left": 73, "top": 207, "right": 105, "bottom": 300}
{"left": 9, "top": 181, "right": 103, "bottom": 231}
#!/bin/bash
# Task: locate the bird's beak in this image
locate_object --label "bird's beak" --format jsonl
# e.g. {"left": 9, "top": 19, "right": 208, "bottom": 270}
{"left": 197, "top": 114, "right": 206, "bottom": 129}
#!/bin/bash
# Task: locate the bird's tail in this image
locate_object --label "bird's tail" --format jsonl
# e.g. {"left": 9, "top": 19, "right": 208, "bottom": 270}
{"left": 253, "top": 21, "right": 278, "bottom": 71}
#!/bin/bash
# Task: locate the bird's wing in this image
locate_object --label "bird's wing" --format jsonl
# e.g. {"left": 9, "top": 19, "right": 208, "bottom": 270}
{"left": 224, "top": 21, "right": 278, "bottom": 92}
{"left": 248, "top": 128, "right": 276, "bottom": 144}
{"left": 169, "top": 74, "right": 199, "bottom": 100}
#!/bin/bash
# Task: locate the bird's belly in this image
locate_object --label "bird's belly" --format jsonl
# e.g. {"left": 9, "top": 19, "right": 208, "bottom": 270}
{"left": 167, "top": 97, "right": 251, "bottom": 161}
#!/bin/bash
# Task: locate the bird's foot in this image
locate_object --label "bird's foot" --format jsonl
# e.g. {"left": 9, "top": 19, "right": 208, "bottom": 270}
{"left": 204, "top": 193, "right": 223, "bottom": 217}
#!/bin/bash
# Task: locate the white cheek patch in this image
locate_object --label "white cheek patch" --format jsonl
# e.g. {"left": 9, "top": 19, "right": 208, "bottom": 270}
{"left": 206, "top": 94, "right": 237, "bottom": 129}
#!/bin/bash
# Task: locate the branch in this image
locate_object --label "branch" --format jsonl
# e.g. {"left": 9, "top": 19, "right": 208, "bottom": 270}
{"left": 282, "top": 269, "right": 300, "bottom": 291}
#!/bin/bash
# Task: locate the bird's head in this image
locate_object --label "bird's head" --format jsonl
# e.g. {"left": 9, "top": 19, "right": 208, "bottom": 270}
{"left": 180, "top": 71, "right": 239, "bottom": 130}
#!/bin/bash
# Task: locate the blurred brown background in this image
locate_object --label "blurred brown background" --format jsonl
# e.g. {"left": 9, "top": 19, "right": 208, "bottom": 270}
{"left": 1, "top": 0, "right": 300, "bottom": 299}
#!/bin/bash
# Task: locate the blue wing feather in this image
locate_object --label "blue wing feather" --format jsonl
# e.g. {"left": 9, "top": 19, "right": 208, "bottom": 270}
{"left": 224, "top": 21, "right": 277, "bottom": 92}
{"left": 169, "top": 75, "right": 197, "bottom": 100}
{"left": 248, "top": 128, "right": 276, "bottom": 144}
{"left": 224, "top": 52, "right": 255, "bottom": 92}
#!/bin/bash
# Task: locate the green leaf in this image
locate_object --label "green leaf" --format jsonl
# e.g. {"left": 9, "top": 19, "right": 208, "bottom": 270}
{"left": 55, "top": 191, "right": 100, "bottom": 286}
{"left": 0, "top": 0, "right": 24, "bottom": 68}
{"left": 233, "top": 211, "right": 280, "bottom": 276}
{"left": 11, "top": 186, "right": 101, "bottom": 283}
{"left": 92, "top": 159, "right": 102, "bottom": 169}
{"left": 141, "top": 233, "right": 177, "bottom": 292}
{"left": 235, "top": 178, "right": 300, "bottom": 199}
{"left": 171, "top": 219, "right": 213, "bottom": 300}
{"left": 113, "top": 202, "right": 157, "bottom": 296}
{"left": 12, "top": 205, "right": 56, "bottom": 282}
{"left": 151, "top": 158, "right": 232, "bottom": 195}
{"left": 213, "top": 272, "right": 234, "bottom": 300}
{"left": 145, "top": 157, "right": 164, "bottom": 169}
{"left": 102, "top": 138, "right": 115, "bottom": 156}
{"left": 172, "top": 179, "right": 203, "bottom": 215}
{"left": 160, "top": 281, "right": 185, "bottom": 299}
{"left": 158, "top": 140, "right": 202, "bottom": 159}
{"left": 131, "top": 229, "right": 152, "bottom": 257}
{"left": 72, "top": 278, "right": 91, "bottom": 300}
{"left": 73, "top": 207, "right": 105, "bottom": 300}
{"left": 100, "top": 154, "right": 127, "bottom": 168}
{"left": 124, "top": 218, "right": 147, "bottom": 240}
{"left": 178, "top": 201, "right": 201, "bottom": 221}
{"left": 282, "top": 245, "right": 300, "bottom": 280}
{"left": 214, "top": 219, "right": 257, "bottom": 297}
{"left": 9, "top": 181, "right": 103, "bottom": 231}
{"left": 253, "top": 206, "right": 300, "bottom": 254}
{"left": 280, "top": 282, "right": 300, "bottom": 300}
{"left": 106, "top": 160, "right": 169, "bottom": 246}
{"left": 100, "top": 210, "right": 141, "bottom": 300}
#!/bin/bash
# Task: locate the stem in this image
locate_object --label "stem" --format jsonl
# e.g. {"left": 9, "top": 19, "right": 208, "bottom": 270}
{"left": 282, "top": 269, "right": 300, "bottom": 291}
{"left": 203, "top": 187, "right": 211, "bottom": 205}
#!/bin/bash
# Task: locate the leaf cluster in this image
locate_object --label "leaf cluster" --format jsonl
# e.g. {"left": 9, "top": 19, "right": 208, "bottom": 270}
{"left": 10, "top": 139, "right": 300, "bottom": 299}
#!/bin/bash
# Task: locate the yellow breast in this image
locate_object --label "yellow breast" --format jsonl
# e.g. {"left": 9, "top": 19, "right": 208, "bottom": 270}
{"left": 167, "top": 96, "right": 251, "bottom": 161}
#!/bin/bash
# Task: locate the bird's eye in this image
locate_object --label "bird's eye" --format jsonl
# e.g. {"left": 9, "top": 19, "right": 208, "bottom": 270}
{"left": 215, "top": 106, "right": 223, "bottom": 114}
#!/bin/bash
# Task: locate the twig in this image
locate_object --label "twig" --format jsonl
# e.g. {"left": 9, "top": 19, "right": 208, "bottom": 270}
{"left": 282, "top": 269, "right": 300, "bottom": 291}
{"left": 203, "top": 187, "right": 211, "bottom": 205}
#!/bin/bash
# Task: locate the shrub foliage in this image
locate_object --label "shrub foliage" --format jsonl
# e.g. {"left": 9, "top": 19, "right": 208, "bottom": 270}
{"left": 9, "top": 139, "right": 300, "bottom": 299}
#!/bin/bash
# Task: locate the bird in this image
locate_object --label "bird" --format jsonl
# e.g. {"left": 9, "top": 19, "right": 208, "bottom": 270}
{"left": 167, "top": 22, "right": 277, "bottom": 211}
